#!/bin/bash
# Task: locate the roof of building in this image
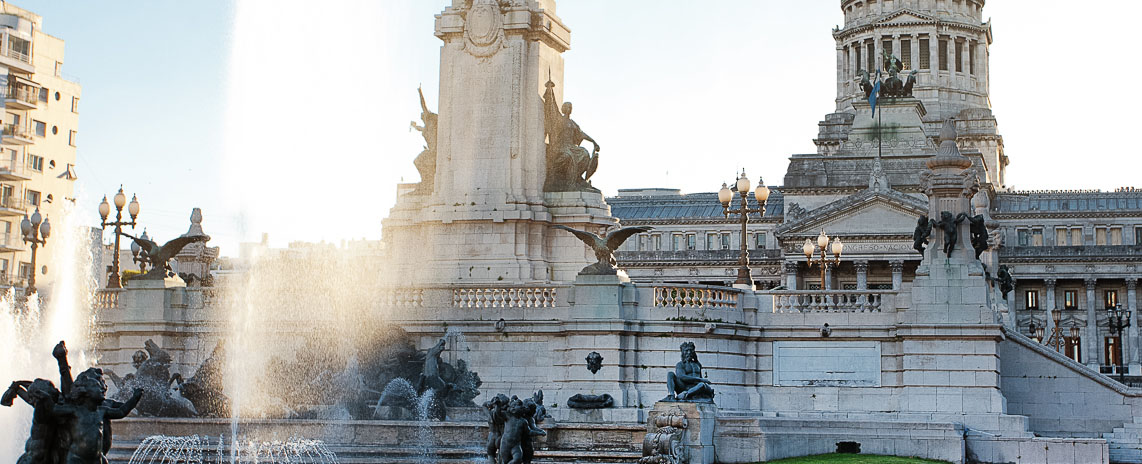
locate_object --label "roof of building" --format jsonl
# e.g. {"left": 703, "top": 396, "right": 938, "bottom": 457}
{"left": 997, "top": 189, "right": 1142, "bottom": 213}
{"left": 607, "top": 189, "right": 784, "bottom": 220}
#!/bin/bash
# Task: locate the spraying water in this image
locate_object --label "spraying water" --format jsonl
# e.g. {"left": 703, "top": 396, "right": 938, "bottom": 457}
{"left": 0, "top": 201, "right": 97, "bottom": 461}
{"left": 376, "top": 378, "right": 438, "bottom": 464}
{"left": 128, "top": 435, "right": 339, "bottom": 464}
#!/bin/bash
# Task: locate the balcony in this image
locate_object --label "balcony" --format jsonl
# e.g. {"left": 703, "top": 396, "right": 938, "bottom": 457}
{"left": 0, "top": 232, "right": 20, "bottom": 252}
{"left": 1, "top": 123, "right": 32, "bottom": 145}
{"left": 0, "top": 31, "right": 34, "bottom": 74}
{"left": 769, "top": 290, "right": 897, "bottom": 313}
{"left": 0, "top": 157, "right": 29, "bottom": 182}
{"left": 999, "top": 245, "right": 1142, "bottom": 262}
{"left": 2, "top": 83, "right": 36, "bottom": 110}
{"left": 616, "top": 249, "right": 784, "bottom": 266}
{"left": 0, "top": 195, "right": 26, "bottom": 217}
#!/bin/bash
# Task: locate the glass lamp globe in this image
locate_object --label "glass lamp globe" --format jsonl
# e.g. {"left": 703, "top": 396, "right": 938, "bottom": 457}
{"left": 38, "top": 217, "right": 49, "bottom": 239}
{"left": 29, "top": 208, "right": 41, "bottom": 226}
{"left": 817, "top": 230, "right": 830, "bottom": 250}
{"left": 113, "top": 187, "right": 127, "bottom": 209}
{"left": 98, "top": 196, "right": 110, "bottom": 220}
{"left": 802, "top": 239, "right": 815, "bottom": 258}
{"left": 717, "top": 183, "right": 732, "bottom": 206}
{"left": 736, "top": 172, "right": 751, "bottom": 194}
{"left": 831, "top": 238, "right": 844, "bottom": 256}
{"left": 756, "top": 183, "right": 770, "bottom": 202}
{"left": 19, "top": 214, "right": 31, "bottom": 237}
{"left": 128, "top": 194, "right": 140, "bottom": 218}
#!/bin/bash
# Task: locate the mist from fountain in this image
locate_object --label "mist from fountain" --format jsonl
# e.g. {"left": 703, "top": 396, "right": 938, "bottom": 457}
{"left": 376, "top": 378, "right": 437, "bottom": 464}
{"left": 128, "top": 435, "right": 339, "bottom": 464}
{"left": 0, "top": 201, "right": 97, "bottom": 461}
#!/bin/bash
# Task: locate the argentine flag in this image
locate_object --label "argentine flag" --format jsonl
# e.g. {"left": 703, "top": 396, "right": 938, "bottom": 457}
{"left": 869, "top": 70, "right": 881, "bottom": 116}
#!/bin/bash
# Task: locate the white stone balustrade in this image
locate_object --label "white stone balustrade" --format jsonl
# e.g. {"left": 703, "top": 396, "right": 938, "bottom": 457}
{"left": 95, "top": 289, "right": 122, "bottom": 310}
{"left": 452, "top": 286, "right": 558, "bottom": 308}
{"left": 378, "top": 288, "right": 425, "bottom": 308}
{"left": 770, "top": 290, "right": 894, "bottom": 313}
{"left": 652, "top": 284, "right": 740, "bottom": 309}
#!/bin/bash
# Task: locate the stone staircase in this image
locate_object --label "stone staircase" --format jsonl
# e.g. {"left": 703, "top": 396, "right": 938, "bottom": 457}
{"left": 1104, "top": 417, "right": 1142, "bottom": 463}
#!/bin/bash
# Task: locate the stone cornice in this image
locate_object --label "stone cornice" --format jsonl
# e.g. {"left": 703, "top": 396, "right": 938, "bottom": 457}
{"left": 834, "top": 8, "right": 988, "bottom": 42}
{"left": 776, "top": 188, "right": 929, "bottom": 235}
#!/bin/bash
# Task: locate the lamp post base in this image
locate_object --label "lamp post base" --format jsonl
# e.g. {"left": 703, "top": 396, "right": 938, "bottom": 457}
{"left": 733, "top": 267, "right": 754, "bottom": 290}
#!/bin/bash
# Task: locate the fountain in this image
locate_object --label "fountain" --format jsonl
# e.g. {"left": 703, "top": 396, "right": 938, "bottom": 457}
{"left": 127, "top": 435, "right": 338, "bottom": 464}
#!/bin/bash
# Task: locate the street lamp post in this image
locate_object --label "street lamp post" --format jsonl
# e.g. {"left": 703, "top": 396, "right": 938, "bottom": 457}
{"left": 802, "top": 230, "right": 843, "bottom": 290}
{"left": 99, "top": 186, "right": 140, "bottom": 288}
{"left": 1108, "top": 304, "right": 1132, "bottom": 383}
{"left": 19, "top": 208, "right": 49, "bottom": 297}
{"left": 718, "top": 170, "right": 770, "bottom": 290}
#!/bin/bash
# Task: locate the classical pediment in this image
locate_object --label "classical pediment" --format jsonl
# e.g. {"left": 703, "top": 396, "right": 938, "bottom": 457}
{"left": 877, "top": 9, "right": 936, "bottom": 26}
{"left": 777, "top": 189, "right": 928, "bottom": 237}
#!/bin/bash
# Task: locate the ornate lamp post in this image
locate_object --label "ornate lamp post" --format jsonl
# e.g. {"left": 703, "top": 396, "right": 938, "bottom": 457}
{"left": 1108, "top": 304, "right": 1132, "bottom": 382}
{"left": 99, "top": 186, "right": 140, "bottom": 288}
{"left": 802, "top": 230, "right": 843, "bottom": 290}
{"left": 19, "top": 208, "right": 49, "bottom": 296}
{"left": 718, "top": 170, "right": 770, "bottom": 290}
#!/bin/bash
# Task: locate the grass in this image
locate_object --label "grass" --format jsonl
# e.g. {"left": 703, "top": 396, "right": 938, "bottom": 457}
{"left": 761, "top": 454, "right": 951, "bottom": 464}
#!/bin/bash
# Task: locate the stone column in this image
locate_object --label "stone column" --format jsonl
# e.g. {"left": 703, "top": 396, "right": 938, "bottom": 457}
{"left": 1044, "top": 278, "right": 1057, "bottom": 339}
{"left": 854, "top": 260, "right": 869, "bottom": 290}
{"left": 1085, "top": 277, "right": 1099, "bottom": 368}
{"left": 890, "top": 260, "right": 904, "bottom": 290}
{"left": 928, "top": 29, "right": 939, "bottom": 81}
{"left": 824, "top": 262, "right": 835, "bottom": 290}
{"left": 784, "top": 261, "right": 799, "bottom": 290}
{"left": 836, "top": 44, "right": 846, "bottom": 98}
{"left": 1128, "top": 278, "right": 1139, "bottom": 374}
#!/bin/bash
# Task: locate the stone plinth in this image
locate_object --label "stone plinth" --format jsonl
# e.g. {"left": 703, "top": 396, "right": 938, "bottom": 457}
{"left": 644, "top": 401, "right": 717, "bottom": 464}
{"left": 849, "top": 98, "right": 930, "bottom": 156}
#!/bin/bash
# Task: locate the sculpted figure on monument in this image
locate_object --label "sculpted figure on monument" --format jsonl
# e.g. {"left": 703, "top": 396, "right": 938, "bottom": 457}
{"left": 958, "top": 213, "right": 990, "bottom": 259}
{"left": 585, "top": 351, "right": 604, "bottom": 374}
{"left": 543, "top": 79, "right": 600, "bottom": 192}
{"left": 485, "top": 392, "right": 546, "bottom": 464}
{"left": 410, "top": 86, "right": 437, "bottom": 194}
{"left": 859, "top": 70, "right": 874, "bottom": 99}
{"left": 3, "top": 341, "right": 143, "bottom": 464}
{"left": 416, "top": 338, "right": 450, "bottom": 395}
{"left": 119, "top": 232, "right": 211, "bottom": 280}
{"left": 878, "top": 51, "right": 916, "bottom": 98}
{"left": 665, "top": 342, "right": 713, "bottom": 402}
{"left": 554, "top": 224, "right": 652, "bottom": 275}
{"left": 934, "top": 211, "right": 964, "bottom": 256}
{"left": 912, "top": 215, "right": 936, "bottom": 255}
{"left": 996, "top": 265, "right": 1015, "bottom": 300}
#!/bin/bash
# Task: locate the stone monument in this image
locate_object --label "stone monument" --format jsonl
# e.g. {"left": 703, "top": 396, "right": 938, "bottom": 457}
{"left": 382, "top": 0, "right": 618, "bottom": 285}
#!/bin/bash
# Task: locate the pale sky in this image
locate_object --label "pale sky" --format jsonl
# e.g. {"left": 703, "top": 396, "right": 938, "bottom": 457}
{"left": 14, "top": 0, "right": 1142, "bottom": 256}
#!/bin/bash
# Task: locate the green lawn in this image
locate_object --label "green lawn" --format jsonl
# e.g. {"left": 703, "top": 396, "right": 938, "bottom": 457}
{"left": 761, "top": 453, "right": 951, "bottom": 464}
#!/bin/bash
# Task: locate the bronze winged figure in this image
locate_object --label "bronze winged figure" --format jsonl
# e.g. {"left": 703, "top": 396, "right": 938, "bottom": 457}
{"left": 554, "top": 224, "right": 652, "bottom": 275}
{"left": 120, "top": 232, "right": 210, "bottom": 279}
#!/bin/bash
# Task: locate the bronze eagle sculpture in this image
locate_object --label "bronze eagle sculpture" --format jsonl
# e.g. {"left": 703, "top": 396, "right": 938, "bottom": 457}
{"left": 120, "top": 232, "right": 210, "bottom": 279}
{"left": 554, "top": 224, "right": 652, "bottom": 275}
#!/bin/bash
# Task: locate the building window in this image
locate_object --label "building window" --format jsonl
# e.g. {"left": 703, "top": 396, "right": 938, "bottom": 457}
{"left": 1072, "top": 228, "right": 1083, "bottom": 246}
{"left": 0, "top": 184, "right": 12, "bottom": 208}
{"left": 1017, "top": 229, "right": 1030, "bottom": 246}
{"left": 919, "top": 38, "right": 930, "bottom": 69}
{"left": 68, "top": 130, "right": 76, "bottom": 147}
{"left": 686, "top": 234, "right": 696, "bottom": 251}
{"left": 32, "top": 120, "right": 45, "bottom": 137}
{"left": 954, "top": 39, "right": 963, "bottom": 72}
{"left": 54, "top": 61, "right": 62, "bottom": 77}
{"left": 38, "top": 88, "right": 47, "bottom": 103}
{"left": 720, "top": 233, "right": 731, "bottom": 250}
{"left": 637, "top": 234, "right": 647, "bottom": 251}
{"left": 866, "top": 42, "right": 875, "bottom": 72}
{"left": 672, "top": 234, "right": 682, "bottom": 251}
{"left": 882, "top": 39, "right": 893, "bottom": 60}
{"left": 969, "top": 41, "right": 976, "bottom": 74}
{"left": 17, "top": 262, "right": 30, "bottom": 282}
{"left": 1105, "top": 337, "right": 1122, "bottom": 368}
{"left": 1055, "top": 228, "right": 1067, "bottom": 246}
{"left": 855, "top": 43, "right": 862, "bottom": 72}
{"left": 1136, "top": 227, "right": 1142, "bottom": 245}
{"left": 71, "top": 96, "right": 79, "bottom": 113}
{"left": 1025, "top": 290, "right": 1039, "bottom": 310}
{"left": 901, "top": 39, "right": 912, "bottom": 69}
{"left": 869, "top": 283, "right": 893, "bottom": 290}
{"left": 26, "top": 154, "right": 42, "bottom": 172}
{"left": 7, "top": 36, "right": 29, "bottom": 63}
{"left": 1032, "top": 229, "right": 1043, "bottom": 246}
{"left": 0, "top": 257, "right": 8, "bottom": 281}
{"left": 1065, "top": 337, "right": 1081, "bottom": 363}
{"left": 1105, "top": 290, "right": 1119, "bottom": 309}
{"left": 755, "top": 232, "right": 767, "bottom": 250}
{"left": 24, "top": 189, "right": 39, "bottom": 207}
{"left": 938, "top": 39, "right": 948, "bottom": 71}
{"left": 1096, "top": 227, "right": 1108, "bottom": 245}
{"left": 1064, "top": 290, "right": 1078, "bottom": 310}
{"left": 706, "top": 233, "right": 717, "bottom": 251}
{"left": 1111, "top": 227, "right": 1123, "bottom": 246}
{"left": 653, "top": 234, "right": 662, "bottom": 251}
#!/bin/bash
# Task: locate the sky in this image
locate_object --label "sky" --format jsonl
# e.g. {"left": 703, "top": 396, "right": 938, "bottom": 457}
{"left": 12, "top": 0, "right": 1142, "bottom": 257}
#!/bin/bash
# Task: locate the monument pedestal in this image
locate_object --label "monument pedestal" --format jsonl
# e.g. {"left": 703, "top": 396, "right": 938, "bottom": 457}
{"left": 643, "top": 401, "right": 717, "bottom": 464}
